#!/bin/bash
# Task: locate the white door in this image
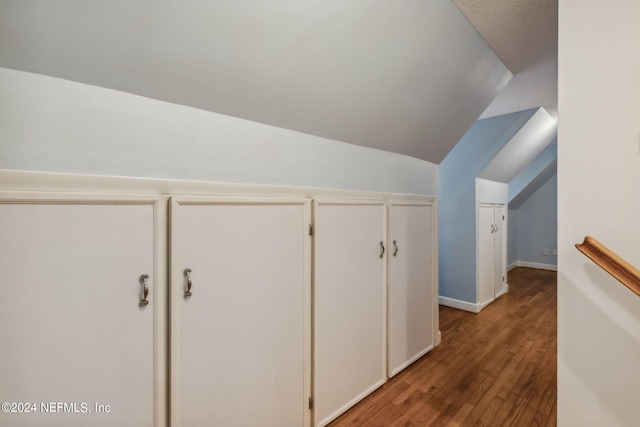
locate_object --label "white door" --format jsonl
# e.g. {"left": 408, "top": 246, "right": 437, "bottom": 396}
{"left": 0, "top": 195, "right": 159, "bottom": 427}
{"left": 313, "top": 200, "right": 386, "bottom": 427}
{"left": 387, "top": 203, "right": 434, "bottom": 377}
{"left": 171, "top": 197, "right": 311, "bottom": 427}
{"left": 478, "top": 204, "right": 495, "bottom": 307}
{"left": 493, "top": 205, "right": 506, "bottom": 298}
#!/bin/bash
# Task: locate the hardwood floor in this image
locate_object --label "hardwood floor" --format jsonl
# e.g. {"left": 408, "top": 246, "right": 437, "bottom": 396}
{"left": 327, "top": 267, "right": 557, "bottom": 427}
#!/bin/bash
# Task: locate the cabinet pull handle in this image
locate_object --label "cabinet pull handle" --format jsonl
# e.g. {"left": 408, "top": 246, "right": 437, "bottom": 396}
{"left": 184, "top": 268, "right": 193, "bottom": 298}
{"left": 379, "top": 241, "right": 385, "bottom": 258}
{"left": 490, "top": 224, "right": 495, "bottom": 233}
{"left": 139, "top": 274, "right": 150, "bottom": 307}
{"left": 494, "top": 224, "right": 499, "bottom": 233}
{"left": 393, "top": 240, "right": 399, "bottom": 257}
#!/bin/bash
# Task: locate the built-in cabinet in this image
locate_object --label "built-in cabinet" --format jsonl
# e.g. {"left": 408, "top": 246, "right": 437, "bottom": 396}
{"left": 313, "top": 200, "right": 437, "bottom": 427}
{"left": 387, "top": 203, "right": 435, "bottom": 377}
{"left": 0, "top": 178, "right": 438, "bottom": 427}
{"left": 478, "top": 204, "right": 507, "bottom": 308}
{"left": 0, "top": 194, "right": 163, "bottom": 427}
{"left": 313, "top": 201, "right": 387, "bottom": 427}
{"left": 170, "top": 197, "right": 312, "bottom": 427}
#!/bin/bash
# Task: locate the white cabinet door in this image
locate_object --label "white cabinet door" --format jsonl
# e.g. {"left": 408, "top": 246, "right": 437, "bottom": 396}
{"left": 171, "top": 197, "right": 311, "bottom": 427}
{"left": 478, "top": 204, "right": 507, "bottom": 307}
{"left": 0, "top": 195, "right": 159, "bottom": 427}
{"left": 313, "top": 201, "right": 386, "bottom": 427}
{"left": 388, "top": 203, "right": 435, "bottom": 377}
{"left": 478, "top": 204, "right": 495, "bottom": 307}
{"left": 493, "top": 205, "right": 506, "bottom": 298}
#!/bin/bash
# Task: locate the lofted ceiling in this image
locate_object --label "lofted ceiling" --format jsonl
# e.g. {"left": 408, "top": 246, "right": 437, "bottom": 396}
{"left": 451, "top": 0, "right": 558, "bottom": 119}
{"left": 0, "top": 0, "right": 512, "bottom": 165}
{"left": 478, "top": 108, "right": 557, "bottom": 183}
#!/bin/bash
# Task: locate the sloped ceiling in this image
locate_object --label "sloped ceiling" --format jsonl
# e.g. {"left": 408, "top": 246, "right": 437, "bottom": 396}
{"left": 0, "top": 0, "right": 511, "bottom": 164}
{"left": 451, "top": 0, "right": 558, "bottom": 118}
{"left": 508, "top": 143, "right": 557, "bottom": 202}
{"left": 478, "top": 108, "right": 557, "bottom": 183}
{"left": 509, "top": 159, "right": 557, "bottom": 208}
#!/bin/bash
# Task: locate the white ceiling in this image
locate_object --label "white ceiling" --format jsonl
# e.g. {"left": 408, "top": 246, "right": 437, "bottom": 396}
{"left": 451, "top": 0, "right": 558, "bottom": 119}
{"left": 0, "top": 0, "right": 512, "bottom": 164}
{"left": 478, "top": 108, "right": 557, "bottom": 183}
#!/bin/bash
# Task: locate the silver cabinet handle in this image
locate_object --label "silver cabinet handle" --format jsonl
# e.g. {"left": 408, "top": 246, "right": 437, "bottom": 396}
{"left": 495, "top": 224, "right": 499, "bottom": 233}
{"left": 379, "top": 241, "right": 385, "bottom": 258}
{"left": 139, "top": 274, "right": 150, "bottom": 307}
{"left": 490, "top": 224, "right": 495, "bottom": 233}
{"left": 393, "top": 240, "right": 398, "bottom": 257}
{"left": 184, "top": 268, "right": 192, "bottom": 298}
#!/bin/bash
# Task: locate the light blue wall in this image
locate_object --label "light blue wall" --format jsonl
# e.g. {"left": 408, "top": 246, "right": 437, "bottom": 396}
{"left": 507, "top": 145, "right": 557, "bottom": 268}
{"left": 438, "top": 109, "right": 536, "bottom": 302}
{"left": 515, "top": 172, "right": 557, "bottom": 266}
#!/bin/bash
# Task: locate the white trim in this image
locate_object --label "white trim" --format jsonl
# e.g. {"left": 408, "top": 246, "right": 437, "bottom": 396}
{"left": 0, "top": 169, "right": 436, "bottom": 202}
{"left": 388, "top": 345, "right": 434, "bottom": 378}
{"left": 495, "top": 284, "right": 509, "bottom": 299}
{"left": 507, "top": 261, "right": 518, "bottom": 272}
{"left": 317, "top": 379, "right": 386, "bottom": 427}
{"left": 478, "top": 297, "right": 494, "bottom": 310}
{"left": 438, "top": 296, "right": 481, "bottom": 313}
{"left": 511, "top": 261, "right": 557, "bottom": 271}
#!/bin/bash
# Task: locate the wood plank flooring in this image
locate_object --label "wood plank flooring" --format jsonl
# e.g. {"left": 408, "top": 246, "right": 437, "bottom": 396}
{"left": 327, "top": 267, "right": 557, "bottom": 427}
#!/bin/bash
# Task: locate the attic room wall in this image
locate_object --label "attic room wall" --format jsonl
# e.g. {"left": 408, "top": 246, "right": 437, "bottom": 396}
{"left": 507, "top": 144, "right": 558, "bottom": 270}
{"left": 509, "top": 144, "right": 557, "bottom": 201}
{"left": 558, "top": 1, "right": 640, "bottom": 424}
{"left": 513, "top": 172, "right": 557, "bottom": 268}
{"left": 439, "top": 109, "right": 536, "bottom": 303}
{"left": 0, "top": 68, "right": 438, "bottom": 195}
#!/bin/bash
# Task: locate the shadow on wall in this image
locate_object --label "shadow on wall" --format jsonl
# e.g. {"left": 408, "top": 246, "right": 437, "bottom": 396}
{"left": 559, "top": 263, "right": 640, "bottom": 426}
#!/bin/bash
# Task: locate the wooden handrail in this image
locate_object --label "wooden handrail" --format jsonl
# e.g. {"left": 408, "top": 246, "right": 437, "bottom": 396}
{"left": 576, "top": 236, "right": 640, "bottom": 297}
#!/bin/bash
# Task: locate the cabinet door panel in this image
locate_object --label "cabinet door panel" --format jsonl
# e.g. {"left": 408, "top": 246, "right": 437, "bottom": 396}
{"left": 0, "top": 198, "right": 156, "bottom": 427}
{"left": 388, "top": 204, "right": 434, "bottom": 377}
{"left": 314, "top": 201, "right": 386, "bottom": 427}
{"left": 478, "top": 205, "right": 495, "bottom": 306}
{"left": 171, "top": 198, "right": 310, "bottom": 427}
{"left": 494, "top": 205, "right": 506, "bottom": 297}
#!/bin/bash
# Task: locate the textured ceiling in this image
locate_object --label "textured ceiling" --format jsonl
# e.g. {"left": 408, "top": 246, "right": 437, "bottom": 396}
{"left": 452, "top": 0, "right": 558, "bottom": 118}
{"left": 0, "top": 0, "right": 511, "bottom": 164}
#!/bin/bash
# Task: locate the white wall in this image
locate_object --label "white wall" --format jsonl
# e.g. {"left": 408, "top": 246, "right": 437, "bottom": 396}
{"left": 476, "top": 178, "right": 507, "bottom": 204}
{"left": 0, "top": 68, "right": 438, "bottom": 195}
{"left": 0, "top": 0, "right": 511, "bottom": 164}
{"left": 558, "top": 1, "right": 640, "bottom": 425}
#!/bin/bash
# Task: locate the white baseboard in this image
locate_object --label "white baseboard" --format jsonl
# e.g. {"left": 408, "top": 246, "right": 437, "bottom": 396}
{"left": 478, "top": 298, "right": 493, "bottom": 310}
{"left": 438, "top": 296, "right": 480, "bottom": 313}
{"left": 495, "top": 284, "right": 509, "bottom": 299}
{"left": 507, "top": 262, "right": 518, "bottom": 272}
{"left": 512, "top": 261, "right": 557, "bottom": 271}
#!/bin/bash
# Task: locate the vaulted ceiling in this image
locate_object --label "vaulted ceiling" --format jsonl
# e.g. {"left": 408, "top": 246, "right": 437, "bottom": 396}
{"left": 0, "top": 0, "right": 513, "bottom": 164}
{"left": 451, "top": 0, "right": 558, "bottom": 119}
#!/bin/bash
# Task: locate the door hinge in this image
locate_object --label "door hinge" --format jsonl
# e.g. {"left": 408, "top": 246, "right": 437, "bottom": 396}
{"left": 308, "top": 397, "right": 313, "bottom": 410}
{"left": 309, "top": 224, "right": 314, "bottom": 236}
{"left": 502, "top": 215, "right": 505, "bottom": 220}
{"left": 503, "top": 276, "right": 505, "bottom": 282}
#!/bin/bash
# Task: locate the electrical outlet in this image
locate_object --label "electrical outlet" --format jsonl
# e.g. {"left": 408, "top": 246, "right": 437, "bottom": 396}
{"left": 552, "top": 249, "right": 557, "bottom": 256}
{"left": 543, "top": 248, "right": 549, "bottom": 256}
